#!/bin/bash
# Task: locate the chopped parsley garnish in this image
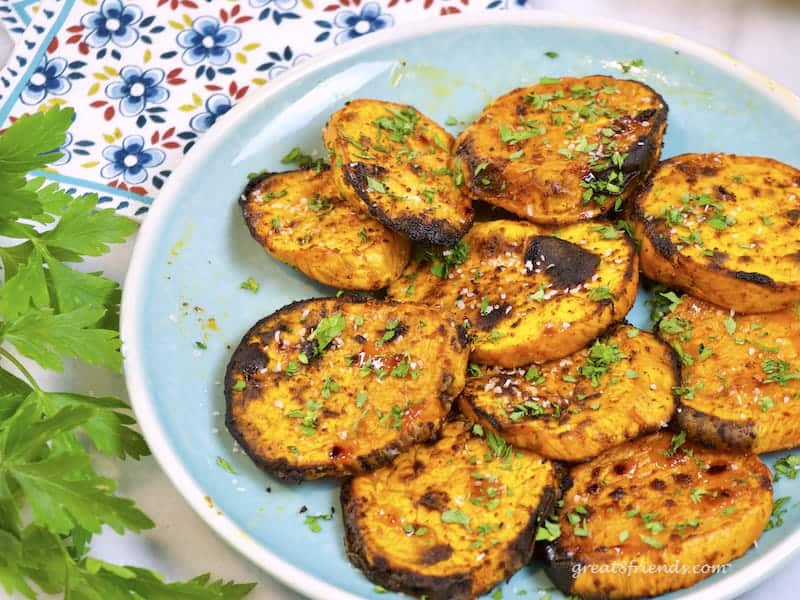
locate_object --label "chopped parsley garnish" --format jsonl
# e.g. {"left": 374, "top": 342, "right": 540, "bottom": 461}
{"left": 310, "top": 313, "right": 345, "bottom": 354}
{"left": 321, "top": 377, "right": 340, "bottom": 398}
{"left": 366, "top": 176, "right": 387, "bottom": 194}
{"left": 767, "top": 497, "right": 792, "bottom": 530}
{"left": 423, "top": 240, "right": 470, "bottom": 278}
{"left": 588, "top": 286, "right": 615, "bottom": 302}
{"left": 240, "top": 277, "right": 259, "bottom": 293}
{"left": 281, "top": 146, "right": 325, "bottom": 169}
{"left": 774, "top": 455, "right": 800, "bottom": 482}
{"left": 579, "top": 341, "right": 627, "bottom": 387}
{"left": 619, "top": 58, "right": 644, "bottom": 73}
{"left": 260, "top": 189, "right": 287, "bottom": 202}
{"left": 486, "top": 430, "right": 513, "bottom": 461}
{"left": 535, "top": 517, "right": 561, "bottom": 541}
{"left": 441, "top": 509, "right": 471, "bottom": 531}
{"left": 308, "top": 194, "right": 332, "bottom": 213}
{"left": 215, "top": 456, "right": 237, "bottom": 474}
{"left": 664, "top": 431, "right": 687, "bottom": 457}
{"left": 763, "top": 359, "right": 800, "bottom": 386}
{"left": 468, "top": 363, "right": 483, "bottom": 377}
{"left": 723, "top": 315, "right": 737, "bottom": 336}
{"left": 379, "top": 319, "right": 401, "bottom": 344}
{"left": 524, "top": 366, "right": 545, "bottom": 384}
{"left": 304, "top": 513, "right": 333, "bottom": 533}
{"left": 528, "top": 284, "right": 546, "bottom": 302}
{"left": 232, "top": 380, "right": 247, "bottom": 392}
{"left": 689, "top": 488, "right": 707, "bottom": 504}
{"left": 355, "top": 391, "right": 368, "bottom": 408}
{"left": 544, "top": 51, "right": 559, "bottom": 59}
{"left": 639, "top": 534, "right": 664, "bottom": 549}
{"left": 373, "top": 106, "right": 420, "bottom": 144}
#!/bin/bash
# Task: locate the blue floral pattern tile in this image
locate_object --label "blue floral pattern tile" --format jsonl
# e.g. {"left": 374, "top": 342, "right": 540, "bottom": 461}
{"left": 0, "top": 0, "right": 528, "bottom": 218}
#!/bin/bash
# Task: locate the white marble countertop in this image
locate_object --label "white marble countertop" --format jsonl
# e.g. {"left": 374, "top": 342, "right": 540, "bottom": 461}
{"left": 2, "top": 2, "right": 799, "bottom": 599}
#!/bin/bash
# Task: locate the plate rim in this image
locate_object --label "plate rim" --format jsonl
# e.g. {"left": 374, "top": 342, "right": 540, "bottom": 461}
{"left": 121, "top": 10, "right": 800, "bottom": 600}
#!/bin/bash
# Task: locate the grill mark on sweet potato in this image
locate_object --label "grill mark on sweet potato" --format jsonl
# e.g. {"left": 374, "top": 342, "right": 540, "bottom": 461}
{"left": 342, "top": 162, "right": 388, "bottom": 202}
{"left": 675, "top": 403, "right": 757, "bottom": 452}
{"left": 732, "top": 270, "right": 776, "bottom": 287}
{"left": 525, "top": 236, "right": 600, "bottom": 288}
{"left": 645, "top": 218, "right": 677, "bottom": 259}
{"left": 419, "top": 544, "right": 454, "bottom": 566}
{"left": 417, "top": 490, "right": 450, "bottom": 511}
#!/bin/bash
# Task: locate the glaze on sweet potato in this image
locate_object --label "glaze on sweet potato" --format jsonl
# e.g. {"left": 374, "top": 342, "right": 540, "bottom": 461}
{"left": 240, "top": 167, "right": 411, "bottom": 290}
{"left": 225, "top": 297, "right": 468, "bottom": 481}
{"left": 632, "top": 153, "right": 800, "bottom": 313}
{"left": 386, "top": 219, "right": 638, "bottom": 367}
{"left": 542, "top": 432, "right": 772, "bottom": 599}
{"left": 342, "top": 418, "right": 561, "bottom": 600}
{"left": 656, "top": 294, "right": 800, "bottom": 453}
{"left": 456, "top": 75, "right": 667, "bottom": 224}
{"left": 323, "top": 99, "right": 473, "bottom": 247}
{"left": 459, "top": 323, "right": 678, "bottom": 461}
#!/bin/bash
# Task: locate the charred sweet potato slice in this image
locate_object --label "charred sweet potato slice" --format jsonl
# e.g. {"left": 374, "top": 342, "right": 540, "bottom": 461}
{"left": 240, "top": 167, "right": 411, "bottom": 290}
{"left": 323, "top": 99, "right": 473, "bottom": 247}
{"left": 342, "top": 418, "right": 560, "bottom": 600}
{"left": 386, "top": 220, "right": 638, "bottom": 367}
{"left": 455, "top": 75, "right": 667, "bottom": 224}
{"left": 543, "top": 432, "right": 772, "bottom": 599}
{"left": 459, "top": 324, "right": 677, "bottom": 461}
{"left": 632, "top": 153, "right": 800, "bottom": 312}
{"left": 225, "top": 297, "right": 468, "bottom": 481}
{"left": 655, "top": 294, "right": 800, "bottom": 453}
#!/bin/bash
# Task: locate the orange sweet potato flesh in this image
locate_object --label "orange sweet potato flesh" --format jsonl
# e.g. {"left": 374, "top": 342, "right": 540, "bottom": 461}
{"left": 459, "top": 323, "right": 678, "bottom": 461}
{"left": 656, "top": 294, "right": 800, "bottom": 453}
{"left": 456, "top": 75, "right": 667, "bottom": 224}
{"left": 342, "top": 418, "right": 561, "bottom": 600}
{"left": 543, "top": 432, "right": 772, "bottom": 599}
{"left": 225, "top": 297, "right": 468, "bottom": 481}
{"left": 632, "top": 153, "right": 800, "bottom": 313}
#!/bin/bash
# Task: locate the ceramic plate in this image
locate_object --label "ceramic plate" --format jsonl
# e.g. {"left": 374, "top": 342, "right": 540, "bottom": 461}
{"left": 121, "top": 12, "right": 800, "bottom": 600}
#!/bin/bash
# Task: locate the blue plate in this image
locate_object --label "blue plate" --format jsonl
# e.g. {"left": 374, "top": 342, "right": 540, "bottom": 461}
{"left": 122, "top": 12, "right": 800, "bottom": 600}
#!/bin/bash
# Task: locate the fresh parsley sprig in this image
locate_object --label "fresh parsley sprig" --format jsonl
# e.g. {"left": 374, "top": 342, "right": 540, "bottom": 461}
{"left": 0, "top": 107, "right": 254, "bottom": 599}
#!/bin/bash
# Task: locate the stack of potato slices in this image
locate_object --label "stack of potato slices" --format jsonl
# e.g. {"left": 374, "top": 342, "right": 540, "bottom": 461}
{"left": 229, "top": 78, "right": 799, "bottom": 599}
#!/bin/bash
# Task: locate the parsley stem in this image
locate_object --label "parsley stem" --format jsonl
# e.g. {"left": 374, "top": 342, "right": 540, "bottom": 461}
{"left": 0, "top": 347, "right": 42, "bottom": 392}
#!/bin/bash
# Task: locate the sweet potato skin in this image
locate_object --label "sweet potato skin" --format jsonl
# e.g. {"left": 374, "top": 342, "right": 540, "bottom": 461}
{"left": 225, "top": 297, "right": 468, "bottom": 481}
{"left": 342, "top": 418, "right": 561, "bottom": 600}
{"left": 632, "top": 153, "right": 800, "bottom": 313}
{"left": 240, "top": 167, "right": 411, "bottom": 290}
{"left": 323, "top": 99, "right": 473, "bottom": 247}
{"left": 459, "top": 323, "right": 678, "bottom": 461}
{"left": 386, "top": 219, "right": 638, "bottom": 367}
{"left": 542, "top": 432, "right": 772, "bottom": 599}
{"left": 456, "top": 75, "right": 667, "bottom": 224}
{"left": 656, "top": 294, "right": 800, "bottom": 453}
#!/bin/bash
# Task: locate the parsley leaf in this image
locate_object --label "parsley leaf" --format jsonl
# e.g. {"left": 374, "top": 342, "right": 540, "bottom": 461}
{"left": 310, "top": 313, "right": 346, "bottom": 353}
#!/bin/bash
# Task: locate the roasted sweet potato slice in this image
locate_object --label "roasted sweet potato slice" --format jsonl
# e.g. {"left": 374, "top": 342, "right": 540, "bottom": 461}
{"left": 342, "top": 418, "right": 560, "bottom": 600}
{"left": 655, "top": 294, "right": 800, "bottom": 453}
{"left": 632, "top": 153, "right": 800, "bottom": 312}
{"left": 240, "top": 167, "right": 411, "bottom": 290}
{"left": 542, "top": 432, "right": 772, "bottom": 599}
{"left": 386, "top": 220, "right": 638, "bottom": 367}
{"left": 455, "top": 75, "right": 667, "bottom": 224}
{"left": 459, "top": 324, "right": 677, "bottom": 461}
{"left": 225, "top": 297, "right": 469, "bottom": 481}
{"left": 323, "top": 99, "right": 473, "bottom": 247}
